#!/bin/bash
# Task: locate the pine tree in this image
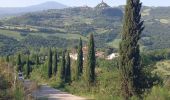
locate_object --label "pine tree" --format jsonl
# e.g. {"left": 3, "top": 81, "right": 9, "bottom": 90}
{"left": 76, "top": 38, "right": 83, "bottom": 80}
{"left": 119, "top": 0, "right": 144, "bottom": 98}
{"left": 65, "top": 52, "right": 71, "bottom": 83}
{"left": 17, "top": 54, "right": 22, "bottom": 72}
{"left": 60, "top": 50, "right": 66, "bottom": 81}
{"left": 26, "top": 56, "right": 30, "bottom": 78}
{"left": 53, "top": 50, "right": 58, "bottom": 75}
{"left": 48, "top": 49, "right": 53, "bottom": 78}
{"left": 85, "top": 34, "right": 96, "bottom": 85}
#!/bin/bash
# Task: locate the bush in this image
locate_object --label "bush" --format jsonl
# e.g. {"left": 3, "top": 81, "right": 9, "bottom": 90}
{"left": 144, "top": 86, "right": 170, "bottom": 100}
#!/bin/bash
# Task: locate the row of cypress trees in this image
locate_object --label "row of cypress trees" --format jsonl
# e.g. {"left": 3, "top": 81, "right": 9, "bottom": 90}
{"left": 15, "top": 33, "right": 96, "bottom": 85}
{"left": 75, "top": 34, "right": 96, "bottom": 85}
{"left": 47, "top": 49, "right": 71, "bottom": 83}
{"left": 46, "top": 34, "right": 96, "bottom": 85}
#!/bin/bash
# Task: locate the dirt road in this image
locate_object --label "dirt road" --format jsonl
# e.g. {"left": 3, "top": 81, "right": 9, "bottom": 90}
{"left": 24, "top": 80, "right": 87, "bottom": 100}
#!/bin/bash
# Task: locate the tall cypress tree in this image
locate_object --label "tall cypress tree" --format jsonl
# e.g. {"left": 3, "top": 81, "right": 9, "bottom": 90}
{"left": 76, "top": 38, "right": 83, "bottom": 80}
{"left": 59, "top": 50, "right": 66, "bottom": 81}
{"left": 35, "top": 54, "right": 39, "bottom": 65}
{"left": 119, "top": 0, "right": 144, "bottom": 98}
{"left": 65, "top": 52, "right": 71, "bottom": 83}
{"left": 48, "top": 49, "right": 53, "bottom": 78}
{"left": 85, "top": 34, "right": 96, "bottom": 85}
{"left": 26, "top": 56, "right": 30, "bottom": 78}
{"left": 6, "top": 55, "right": 10, "bottom": 62}
{"left": 53, "top": 50, "right": 58, "bottom": 75}
{"left": 17, "top": 54, "right": 22, "bottom": 72}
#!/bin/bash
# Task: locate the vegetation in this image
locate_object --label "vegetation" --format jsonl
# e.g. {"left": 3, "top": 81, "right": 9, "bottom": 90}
{"left": 26, "top": 56, "right": 31, "bottom": 78}
{"left": 48, "top": 49, "right": 53, "bottom": 78}
{"left": 76, "top": 38, "right": 83, "bottom": 80}
{"left": 0, "top": 58, "right": 25, "bottom": 100}
{"left": 65, "top": 52, "right": 71, "bottom": 83}
{"left": 53, "top": 50, "right": 58, "bottom": 75}
{"left": 60, "top": 50, "right": 66, "bottom": 82}
{"left": 85, "top": 34, "right": 96, "bottom": 85}
{"left": 119, "top": 0, "right": 144, "bottom": 98}
{"left": 1, "top": 1, "right": 170, "bottom": 100}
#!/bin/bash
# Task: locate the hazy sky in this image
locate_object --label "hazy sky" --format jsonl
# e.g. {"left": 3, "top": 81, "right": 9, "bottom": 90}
{"left": 0, "top": 0, "right": 170, "bottom": 7}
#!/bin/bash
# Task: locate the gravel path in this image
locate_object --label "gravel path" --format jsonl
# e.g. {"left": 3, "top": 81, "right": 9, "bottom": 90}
{"left": 24, "top": 80, "right": 88, "bottom": 100}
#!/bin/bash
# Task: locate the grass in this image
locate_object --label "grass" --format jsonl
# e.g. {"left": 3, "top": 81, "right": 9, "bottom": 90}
{"left": 30, "top": 32, "right": 88, "bottom": 40}
{"left": 0, "top": 29, "right": 23, "bottom": 40}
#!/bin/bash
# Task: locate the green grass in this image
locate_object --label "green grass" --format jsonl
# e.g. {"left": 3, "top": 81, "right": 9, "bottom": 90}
{"left": 0, "top": 29, "right": 22, "bottom": 40}
{"left": 30, "top": 32, "right": 88, "bottom": 40}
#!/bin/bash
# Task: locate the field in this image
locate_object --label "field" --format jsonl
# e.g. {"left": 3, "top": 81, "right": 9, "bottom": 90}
{"left": 0, "top": 29, "right": 23, "bottom": 40}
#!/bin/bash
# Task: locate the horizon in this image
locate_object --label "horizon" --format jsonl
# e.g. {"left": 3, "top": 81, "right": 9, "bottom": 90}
{"left": 0, "top": 0, "right": 170, "bottom": 8}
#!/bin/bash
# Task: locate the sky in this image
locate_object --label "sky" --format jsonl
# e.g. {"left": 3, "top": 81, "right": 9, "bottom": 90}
{"left": 0, "top": 0, "right": 170, "bottom": 7}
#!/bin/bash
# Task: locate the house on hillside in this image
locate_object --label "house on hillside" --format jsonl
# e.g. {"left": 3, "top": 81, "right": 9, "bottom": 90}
{"left": 106, "top": 53, "right": 119, "bottom": 60}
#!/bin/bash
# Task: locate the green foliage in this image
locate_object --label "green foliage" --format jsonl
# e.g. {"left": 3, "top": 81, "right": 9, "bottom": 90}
{"left": 26, "top": 56, "right": 31, "bottom": 78}
{"left": 35, "top": 54, "right": 39, "bottom": 65}
{"left": 14, "top": 82, "right": 25, "bottom": 100}
{"left": 48, "top": 49, "right": 53, "bottom": 78}
{"left": 85, "top": 34, "right": 96, "bottom": 85}
{"left": 119, "top": 0, "right": 144, "bottom": 98}
{"left": 144, "top": 86, "right": 170, "bottom": 100}
{"left": 59, "top": 50, "right": 66, "bottom": 82}
{"left": 53, "top": 50, "right": 58, "bottom": 76}
{"left": 6, "top": 55, "right": 10, "bottom": 62}
{"left": 65, "top": 52, "right": 71, "bottom": 83}
{"left": 76, "top": 38, "right": 83, "bottom": 80}
{"left": 17, "top": 53, "right": 22, "bottom": 71}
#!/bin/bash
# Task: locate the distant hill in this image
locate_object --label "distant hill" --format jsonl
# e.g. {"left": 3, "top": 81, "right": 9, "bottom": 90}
{"left": 1, "top": 2, "right": 170, "bottom": 56}
{"left": 0, "top": 1, "right": 68, "bottom": 18}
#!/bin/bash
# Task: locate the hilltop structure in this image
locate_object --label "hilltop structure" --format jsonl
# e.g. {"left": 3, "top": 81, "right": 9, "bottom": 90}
{"left": 95, "top": 0, "right": 110, "bottom": 9}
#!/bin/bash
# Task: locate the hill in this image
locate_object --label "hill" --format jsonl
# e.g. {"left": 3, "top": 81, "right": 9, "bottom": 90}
{"left": 0, "top": 1, "right": 67, "bottom": 18}
{"left": 1, "top": 2, "right": 170, "bottom": 55}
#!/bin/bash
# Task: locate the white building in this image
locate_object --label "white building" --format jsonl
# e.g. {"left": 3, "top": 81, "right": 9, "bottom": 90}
{"left": 106, "top": 53, "right": 119, "bottom": 60}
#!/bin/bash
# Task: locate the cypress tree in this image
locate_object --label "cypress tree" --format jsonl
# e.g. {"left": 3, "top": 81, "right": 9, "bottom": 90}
{"left": 6, "top": 55, "right": 10, "bottom": 62}
{"left": 48, "top": 49, "right": 53, "bottom": 78}
{"left": 65, "top": 52, "right": 71, "bottom": 83}
{"left": 59, "top": 50, "right": 66, "bottom": 81}
{"left": 35, "top": 54, "right": 39, "bottom": 65}
{"left": 119, "top": 0, "right": 144, "bottom": 98}
{"left": 26, "top": 56, "right": 30, "bottom": 78}
{"left": 53, "top": 50, "right": 58, "bottom": 75}
{"left": 17, "top": 54, "right": 22, "bottom": 72}
{"left": 85, "top": 34, "right": 96, "bottom": 85}
{"left": 76, "top": 38, "right": 83, "bottom": 80}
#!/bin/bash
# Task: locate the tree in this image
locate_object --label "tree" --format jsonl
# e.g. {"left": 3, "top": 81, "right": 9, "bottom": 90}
{"left": 76, "top": 38, "right": 83, "bottom": 80}
{"left": 26, "top": 56, "right": 30, "bottom": 78}
{"left": 17, "top": 54, "right": 22, "bottom": 72}
{"left": 119, "top": 0, "right": 144, "bottom": 99}
{"left": 6, "top": 55, "right": 10, "bottom": 62}
{"left": 53, "top": 50, "right": 58, "bottom": 75}
{"left": 59, "top": 50, "right": 66, "bottom": 81}
{"left": 65, "top": 52, "right": 71, "bottom": 83}
{"left": 48, "top": 49, "right": 53, "bottom": 78}
{"left": 85, "top": 34, "right": 96, "bottom": 85}
{"left": 35, "top": 54, "right": 39, "bottom": 65}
